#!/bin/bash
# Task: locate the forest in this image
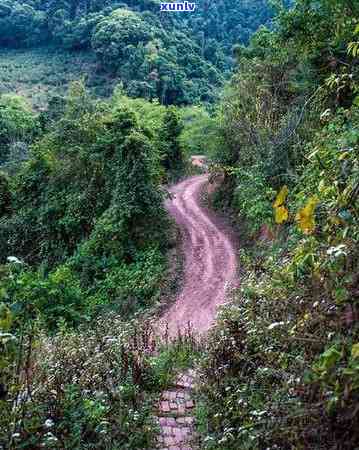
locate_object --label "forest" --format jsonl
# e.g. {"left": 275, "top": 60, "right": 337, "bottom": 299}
{"left": 0, "top": 0, "right": 358, "bottom": 449}
{"left": 0, "top": 0, "right": 275, "bottom": 105}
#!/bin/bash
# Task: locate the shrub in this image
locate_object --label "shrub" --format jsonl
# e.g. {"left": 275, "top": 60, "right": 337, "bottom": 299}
{"left": 0, "top": 316, "right": 159, "bottom": 449}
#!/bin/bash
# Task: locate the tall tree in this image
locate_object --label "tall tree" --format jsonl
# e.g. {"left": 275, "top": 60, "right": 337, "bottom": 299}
{"left": 159, "top": 106, "right": 184, "bottom": 178}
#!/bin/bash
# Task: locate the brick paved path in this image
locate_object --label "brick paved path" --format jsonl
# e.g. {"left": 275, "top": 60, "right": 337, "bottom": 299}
{"left": 154, "top": 370, "right": 198, "bottom": 450}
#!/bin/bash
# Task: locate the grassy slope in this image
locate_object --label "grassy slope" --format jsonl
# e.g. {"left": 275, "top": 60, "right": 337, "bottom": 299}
{"left": 0, "top": 47, "right": 117, "bottom": 111}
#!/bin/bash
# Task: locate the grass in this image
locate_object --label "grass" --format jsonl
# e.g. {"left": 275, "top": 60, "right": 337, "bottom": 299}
{"left": 0, "top": 46, "right": 117, "bottom": 111}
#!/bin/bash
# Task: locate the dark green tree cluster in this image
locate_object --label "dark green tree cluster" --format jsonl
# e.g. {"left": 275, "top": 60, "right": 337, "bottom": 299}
{"left": 0, "top": 81, "right": 186, "bottom": 327}
{"left": 158, "top": 106, "right": 184, "bottom": 178}
{"left": 0, "top": 0, "right": 275, "bottom": 104}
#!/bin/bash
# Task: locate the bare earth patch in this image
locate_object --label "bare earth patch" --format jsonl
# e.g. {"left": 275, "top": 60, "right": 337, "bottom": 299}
{"left": 161, "top": 174, "right": 238, "bottom": 336}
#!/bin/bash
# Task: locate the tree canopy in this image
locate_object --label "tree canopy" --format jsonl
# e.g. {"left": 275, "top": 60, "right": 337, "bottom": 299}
{"left": 0, "top": 0, "right": 275, "bottom": 104}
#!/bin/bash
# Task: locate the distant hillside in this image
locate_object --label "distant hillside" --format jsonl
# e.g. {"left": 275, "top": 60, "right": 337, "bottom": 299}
{"left": 0, "top": 47, "right": 114, "bottom": 110}
{"left": 0, "top": 0, "right": 275, "bottom": 105}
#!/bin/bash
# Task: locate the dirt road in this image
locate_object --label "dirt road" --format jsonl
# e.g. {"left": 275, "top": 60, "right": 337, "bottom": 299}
{"left": 162, "top": 174, "right": 237, "bottom": 336}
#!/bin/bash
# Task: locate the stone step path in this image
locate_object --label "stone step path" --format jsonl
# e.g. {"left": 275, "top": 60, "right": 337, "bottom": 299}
{"left": 154, "top": 369, "right": 198, "bottom": 450}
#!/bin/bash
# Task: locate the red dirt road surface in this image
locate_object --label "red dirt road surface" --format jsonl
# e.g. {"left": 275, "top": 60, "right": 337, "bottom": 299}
{"left": 162, "top": 174, "right": 237, "bottom": 336}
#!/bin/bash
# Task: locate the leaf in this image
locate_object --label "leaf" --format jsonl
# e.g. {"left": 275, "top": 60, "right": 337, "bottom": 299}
{"left": 338, "top": 209, "right": 352, "bottom": 223}
{"left": 296, "top": 197, "right": 318, "bottom": 234}
{"left": 0, "top": 304, "right": 12, "bottom": 331}
{"left": 318, "top": 179, "right": 326, "bottom": 192}
{"left": 351, "top": 343, "right": 359, "bottom": 359}
{"left": 338, "top": 152, "right": 349, "bottom": 161}
{"left": 273, "top": 185, "right": 288, "bottom": 208}
{"left": 348, "top": 41, "right": 359, "bottom": 57}
{"left": 318, "top": 346, "right": 342, "bottom": 372}
{"left": 326, "top": 395, "right": 339, "bottom": 415}
{"left": 275, "top": 205, "right": 289, "bottom": 224}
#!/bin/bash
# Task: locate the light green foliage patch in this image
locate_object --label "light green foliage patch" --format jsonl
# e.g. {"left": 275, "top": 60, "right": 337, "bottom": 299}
{"left": 0, "top": 93, "right": 38, "bottom": 164}
{"left": 0, "top": 48, "right": 110, "bottom": 110}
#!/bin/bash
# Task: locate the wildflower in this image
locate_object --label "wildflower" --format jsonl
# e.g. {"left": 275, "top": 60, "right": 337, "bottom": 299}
{"left": 320, "top": 109, "right": 331, "bottom": 121}
{"left": 327, "top": 244, "right": 347, "bottom": 259}
{"left": 7, "top": 256, "right": 23, "bottom": 264}
{"left": 44, "top": 432, "right": 58, "bottom": 443}
{"left": 44, "top": 419, "right": 54, "bottom": 428}
{"left": 267, "top": 322, "right": 284, "bottom": 330}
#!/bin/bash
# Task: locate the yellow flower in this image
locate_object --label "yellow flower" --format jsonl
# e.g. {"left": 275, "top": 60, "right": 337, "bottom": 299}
{"left": 296, "top": 197, "right": 318, "bottom": 234}
{"left": 275, "top": 205, "right": 289, "bottom": 224}
{"left": 273, "top": 185, "right": 288, "bottom": 208}
{"left": 273, "top": 186, "right": 289, "bottom": 224}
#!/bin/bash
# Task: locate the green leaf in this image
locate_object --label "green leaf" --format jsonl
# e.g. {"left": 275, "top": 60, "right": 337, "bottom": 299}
{"left": 351, "top": 343, "right": 359, "bottom": 359}
{"left": 0, "top": 303, "right": 12, "bottom": 331}
{"left": 317, "top": 346, "right": 342, "bottom": 372}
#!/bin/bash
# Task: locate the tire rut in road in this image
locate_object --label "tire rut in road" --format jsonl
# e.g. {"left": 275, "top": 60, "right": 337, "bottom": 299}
{"left": 162, "top": 174, "right": 237, "bottom": 336}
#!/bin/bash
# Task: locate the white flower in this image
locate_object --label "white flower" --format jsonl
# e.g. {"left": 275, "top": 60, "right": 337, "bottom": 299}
{"left": 320, "top": 109, "right": 331, "bottom": 120}
{"left": 327, "top": 244, "right": 347, "bottom": 259}
{"left": 44, "top": 432, "right": 58, "bottom": 442}
{"left": 268, "top": 321, "right": 284, "bottom": 330}
{"left": 7, "top": 256, "right": 23, "bottom": 264}
{"left": 44, "top": 419, "right": 54, "bottom": 428}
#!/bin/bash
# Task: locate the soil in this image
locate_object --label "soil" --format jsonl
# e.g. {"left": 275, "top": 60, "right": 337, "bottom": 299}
{"left": 161, "top": 174, "right": 238, "bottom": 336}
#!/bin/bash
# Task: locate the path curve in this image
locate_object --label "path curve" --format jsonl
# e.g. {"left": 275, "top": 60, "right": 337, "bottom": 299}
{"left": 162, "top": 174, "right": 237, "bottom": 336}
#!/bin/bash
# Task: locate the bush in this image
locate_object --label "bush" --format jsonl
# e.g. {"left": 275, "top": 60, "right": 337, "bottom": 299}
{"left": 0, "top": 264, "right": 86, "bottom": 330}
{"left": 0, "top": 316, "right": 160, "bottom": 449}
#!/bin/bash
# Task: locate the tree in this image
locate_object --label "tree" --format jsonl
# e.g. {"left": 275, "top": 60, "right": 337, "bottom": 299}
{"left": 0, "top": 171, "right": 11, "bottom": 216}
{"left": 159, "top": 106, "right": 185, "bottom": 178}
{"left": 0, "top": 1, "right": 47, "bottom": 46}
{"left": 0, "top": 94, "right": 37, "bottom": 165}
{"left": 91, "top": 8, "right": 151, "bottom": 70}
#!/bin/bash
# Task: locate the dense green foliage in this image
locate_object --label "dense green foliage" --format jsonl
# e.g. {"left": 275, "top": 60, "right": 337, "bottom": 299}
{"left": 197, "top": 1, "right": 359, "bottom": 449}
{"left": 0, "top": 82, "right": 185, "bottom": 329}
{"left": 1, "top": 0, "right": 359, "bottom": 449}
{"left": 0, "top": 0, "right": 275, "bottom": 105}
{"left": 0, "top": 81, "right": 190, "bottom": 447}
{"left": 0, "top": 94, "right": 38, "bottom": 165}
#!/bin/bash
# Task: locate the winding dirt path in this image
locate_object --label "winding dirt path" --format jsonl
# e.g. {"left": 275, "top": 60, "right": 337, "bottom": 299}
{"left": 162, "top": 174, "right": 237, "bottom": 336}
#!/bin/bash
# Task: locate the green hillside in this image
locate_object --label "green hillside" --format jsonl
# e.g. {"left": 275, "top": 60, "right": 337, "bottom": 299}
{"left": 0, "top": 0, "right": 275, "bottom": 105}
{"left": 0, "top": 0, "right": 358, "bottom": 449}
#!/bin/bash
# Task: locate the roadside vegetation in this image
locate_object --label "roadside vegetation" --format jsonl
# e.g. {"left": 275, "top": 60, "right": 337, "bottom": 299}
{"left": 0, "top": 80, "right": 192, "bottom": 447}
{"left": 0, "top": 0, "right": 358, "bottom": 449}
{"left": 196, "top": 1, "right": 359, "bottom": 449}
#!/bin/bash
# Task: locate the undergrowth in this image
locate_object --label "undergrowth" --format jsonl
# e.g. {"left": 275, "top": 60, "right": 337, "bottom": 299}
{"left": 0, "top": 313, "right": 200, "bottom": 449}
{"left": 196, "top": 4, "right": 359, "bottom": 447}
